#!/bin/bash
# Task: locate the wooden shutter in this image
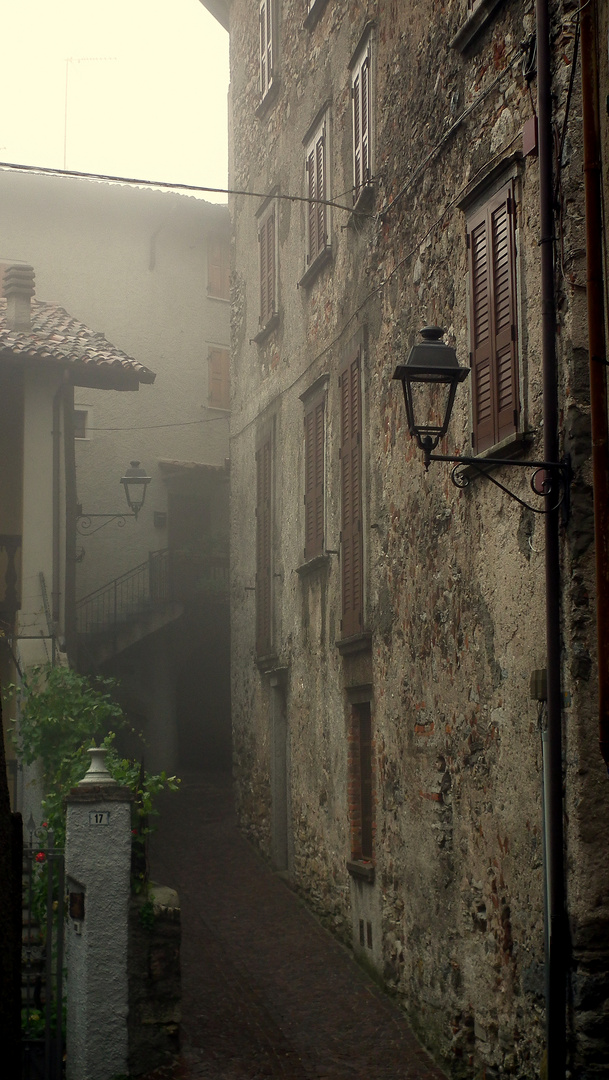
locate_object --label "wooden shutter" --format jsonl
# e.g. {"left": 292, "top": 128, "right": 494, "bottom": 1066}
{"left": 260, "top": 0, "right": 273, "bottom": 98}
{"left": 259, "top": 207, "right": 276, "bottom": 326}
{"left": 468, "top": 181, "right": 518, "bottom": 453}
{"left": 340, "top": 350, "right": 363, "bottom": 638}
{"left": 306, "top": 123, "right": 326, "bottom": 264}
{"left": 208, "top": 237, "right": 230, "bottom": 300}
{"left": 256, "top": 435, "right": 272, "bottom": 655}
{"left": 352, "top": 46, "right": 370, "bottom": 198}
{"left": 208, "top": 348, "right": 230, "bottom": 410}
{"left": 304, "top": 396, "right": 325, "bottom": 559}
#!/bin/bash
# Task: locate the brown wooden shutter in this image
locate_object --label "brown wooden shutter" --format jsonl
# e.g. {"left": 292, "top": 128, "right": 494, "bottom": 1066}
{"left": 208, "top": 238, "right": 230, "bottom": 300}
{"left": 259, "top": 207, "right": 276, "bottom": 327}
{"left": 208, "top": 348, "right": 230, "bottom": 410}
{"left": 256, "top": 435, "right": 272, "bottom": 655}
{"left": 468, "top": 181, "right": 518, "bottom": 452}
{"left": 353, "top": 48, "right": 370, "bottom": 198}
{"left": 316, "top": 127, "right": 326, "bottom": 253}
{"left": 304, "top": 395, "right": 324, "bottom": 560}
{"left": 340, "top": 350, "right": 363, "bottom": 638}
{"left": 353, "top": 71, "right": 361, "bottom": 193}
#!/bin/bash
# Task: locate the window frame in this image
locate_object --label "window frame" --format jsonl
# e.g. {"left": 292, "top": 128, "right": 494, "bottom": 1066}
{"left": 302, "top": 383, "right": 326, "bottom": 561}
{"left": 350, "top": 31, "right": 373, "bottom": 206}
{"left": 255, "top": 426, "right": 274, "bottom": 658}
{"left": 207, "top": 235, "right": 230, "bottom": 302}
{"left": 300, "top": 108, "right": 332, "bottom": 286}
{"left": 339, "top": 347, "right": 364, "bottom": 640}
{"left": 348, "top": 701, "right": 374, "bottom": 864}
{"left": 73, "top": 408, "right": 89, "bottom": 440}
{"left": 256, "top": 197, "right": 279, "bottom": 337}
{"left": 207, "top": 345, "right": 230, "bottom": 411}
{"left": 259, "top": 0, "right": 276, "bottom": 102}
{"left": 466, "top": 178, "right": 520, "bottom": 454}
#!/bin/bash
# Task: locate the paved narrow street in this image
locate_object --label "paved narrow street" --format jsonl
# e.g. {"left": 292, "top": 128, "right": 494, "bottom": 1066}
{"left": 147, "top": 772, "right": 447, "bottom": 1080}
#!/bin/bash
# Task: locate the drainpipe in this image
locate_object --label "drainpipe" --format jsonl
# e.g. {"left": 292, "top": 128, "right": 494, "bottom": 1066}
{"left": 63, "top": 383, "right": 78, "bottom": 661}
{"left": 579, "top": 1, "right": 609, "bottom": 769}
{"left": 52, "top": 384, "right": 63, "bottom": 666}
{"left": 536, "top": 1, "right": 567, "bottom": 1077}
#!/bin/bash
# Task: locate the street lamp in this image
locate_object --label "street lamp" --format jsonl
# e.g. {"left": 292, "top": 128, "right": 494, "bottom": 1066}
{"left": 76, "top": 460, "right": 152, "bottom": 535}
{"left": 393, "top": 327, "right": 570, "bottom": 515}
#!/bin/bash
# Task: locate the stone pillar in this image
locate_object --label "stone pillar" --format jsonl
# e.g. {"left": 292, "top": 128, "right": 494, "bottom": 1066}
{"left": 65, "top": 749, "right": 133, "bottom": 1080}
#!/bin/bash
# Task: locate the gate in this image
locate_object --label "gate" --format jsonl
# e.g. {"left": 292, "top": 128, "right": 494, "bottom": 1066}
{"left": 22, "top": 829, "right": 65, "bottom": 1080}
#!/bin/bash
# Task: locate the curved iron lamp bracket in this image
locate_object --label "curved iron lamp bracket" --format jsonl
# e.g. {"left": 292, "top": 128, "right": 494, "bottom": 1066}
{"left": 427, "top": 453, "right": 572, "bottom": 519}
{"left": 76, "top": 513, "right": 135, "bottom": 536}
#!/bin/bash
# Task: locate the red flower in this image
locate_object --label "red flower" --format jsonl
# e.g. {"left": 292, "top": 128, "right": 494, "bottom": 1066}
{"left": 132, "top": 828, "right": 138, "bottom": 836}
{"left": 35, "top": 852, "right": 46, "bottom": 864}
{"left": 41, "top": 822, "right": 48, "bottom": 829}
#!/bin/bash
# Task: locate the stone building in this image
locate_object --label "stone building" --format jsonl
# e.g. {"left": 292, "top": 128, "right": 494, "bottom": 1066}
{"left": 202, "top": 1, "right": 608, "bottom": 1076}
{"left": 0, "top": 171, "right": 232, "bottom": 773}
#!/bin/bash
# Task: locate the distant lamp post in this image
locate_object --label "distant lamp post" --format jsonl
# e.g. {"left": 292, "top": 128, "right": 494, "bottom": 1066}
{"left": 393, "top": 327, "right": 570, "bottom": 515}
{"left": 120, "top": 461, "right": 152, "bottom": 520}
{"left": 76, "top": 461, "right": 152, "bottom": 535}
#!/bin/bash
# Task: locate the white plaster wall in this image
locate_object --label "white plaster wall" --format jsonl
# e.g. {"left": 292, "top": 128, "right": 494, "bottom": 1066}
{"left": 0, "top": 170, "right": 230, "bottom": 597}
{"left": 65, "top": 789, "right": 132, "bottom": 1080}
{"left": 18, "top": 368, "right": 64, "bottom": 668}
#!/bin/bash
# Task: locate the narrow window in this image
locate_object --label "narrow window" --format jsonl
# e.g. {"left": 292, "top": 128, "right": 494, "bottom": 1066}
{"left": 305, "top": 116, "right": 328, "bottom": 266}
{"left": 349, "top": 702, "right": 374, "bottom": 862}
{"left": 467, "top": 180, "right": 519, "bottom": 453}
{"left": 207, "top": 237, "right": 230, "bottom": 301}
{"left": 303, "top": 394, "right": 325, "bottom": 559}
{"left": 208, "top": 347, "right": 230, "bottom": 410}
{"left": 74, "top": 409, "right": 88, "bottom": 439}
{"left": 339, "top": 349, "right": 363, "bottom": 638}
{"left": 256, "top": 432, "right": 273, "bottom": 656}
{"left": 351, "top": 36, "right": 372, "bottom": 202}
{"left": 259, "top": 203, "right": 277, "bottom": 330}
{"left": 259, "top": 0, "right": 275, "bottom": 100}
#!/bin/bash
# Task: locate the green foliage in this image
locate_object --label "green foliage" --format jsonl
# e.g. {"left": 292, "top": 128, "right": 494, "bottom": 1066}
{"left": 6, "top": 663, "right": 179, "bottom": 860}
{"left": 138, "top": 899, "right": 156, "bottom": 932}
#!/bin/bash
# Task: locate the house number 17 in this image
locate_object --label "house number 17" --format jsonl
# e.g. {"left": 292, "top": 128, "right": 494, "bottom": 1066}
{"left": 88, "top": 811, "right": 110, "bottom": 826}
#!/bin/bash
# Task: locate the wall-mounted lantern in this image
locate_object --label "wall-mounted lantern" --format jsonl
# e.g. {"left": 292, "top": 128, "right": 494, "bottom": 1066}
{"left": 77, "top": 461, "right": 152, "bottom": 535}
{"left": 393, "top": 327, "right": 570, "bottom": 515}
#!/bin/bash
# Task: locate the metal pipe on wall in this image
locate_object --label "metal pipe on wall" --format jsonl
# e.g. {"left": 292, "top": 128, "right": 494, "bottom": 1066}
{"left": 579, "top": 0, "right": 609, "bottom": 770}
{"left": 536, "top": 1, "right": 568, "bottom": 1076}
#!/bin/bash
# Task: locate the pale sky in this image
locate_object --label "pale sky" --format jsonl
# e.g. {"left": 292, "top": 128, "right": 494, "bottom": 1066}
{"left": 0, "top": 0, "right": 229, "bottom": 200}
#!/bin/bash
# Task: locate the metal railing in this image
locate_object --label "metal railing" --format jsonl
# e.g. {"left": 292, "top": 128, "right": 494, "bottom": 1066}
{"left": 76, "top": 548, "right": 229, "bottom": 638}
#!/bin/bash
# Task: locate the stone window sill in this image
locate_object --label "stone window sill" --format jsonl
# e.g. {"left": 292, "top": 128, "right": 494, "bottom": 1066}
{"left": 296, "top": 553, "right": 331, "bottom": 578}
{"left": 298, "top": 246, "right": 332, "bottom": 290}
{"left": 458, "top": 431, "right": 535, "bottom": 481}
{"left": 450, "top": 0, "right": 506, "bottom": 53}
{"left": 255, "top": 80, "right": 280, "bottom": 120}
{"left": 348, "top": 183, "right": 375, "bottom": 228}
{"left": 336, "top": 632, "right": 372, "bottom": 657}
{"left": 304, "top": 0, "right": 328, "bottom": 30}
{"left": 347, "top": 859, "right": 375, "bottom": 883}
{"left": 253, "top": 313, "right": 280, "bottom": 345}
{"left": 255, "top": 651, "right": 280, "bottom": 673}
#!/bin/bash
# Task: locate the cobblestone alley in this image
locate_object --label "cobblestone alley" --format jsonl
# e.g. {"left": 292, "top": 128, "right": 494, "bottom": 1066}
{"left": 146, "top": 772, "right": 447, "bottom": 1080}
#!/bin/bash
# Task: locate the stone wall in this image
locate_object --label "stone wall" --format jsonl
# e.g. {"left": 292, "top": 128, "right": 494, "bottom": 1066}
{"left": 128, "top": 888, "right": 181, "bottom": 1077}
{"left": 226, "top": 1, "right": 609, "bottom": 1076}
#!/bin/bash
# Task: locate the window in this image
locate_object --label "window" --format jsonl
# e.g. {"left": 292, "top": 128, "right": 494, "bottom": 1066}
{"left": 351, "top": 34, "right": 372, "bottom": 202}
{"left": 339, "top": 349, "right": 363, "bottom": 638}
{"left": 74, "top": 409, "right": 88, "bottom": 439}
{"left": 467, "top": 180, "right": 519, "bottom": 453}
{"left": 259, "top": 0, "right": 275, "bottom": 100}
{"left": 305, "top": 114, "right": 329, "bottom": 268}
{"left": 256, "top": 431, "right": 273, "bottom": 656}
{"left": 303, "top": 391, "right": 325, "bottom": 560}
{"left": 258, "top": 202, "right": 277, "bottom": 331}
{"left": 349, "top": 702, "right": 374, "bottom": 862}
{"left": 208, "top": 347, "right": 230, "bottom": 410}
{"left": 207, "top": 237, "right": 230, "bottom": 301}
{"left": 304, "top": 0, "right": 328, "bottom": 27}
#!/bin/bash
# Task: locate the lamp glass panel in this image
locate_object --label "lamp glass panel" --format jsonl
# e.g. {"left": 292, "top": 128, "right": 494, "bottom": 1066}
{"left": 408, "top": 377, "right": 453, "bottom": 437}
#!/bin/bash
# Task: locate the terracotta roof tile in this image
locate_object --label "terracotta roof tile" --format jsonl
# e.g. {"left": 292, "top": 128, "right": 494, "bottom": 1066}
{"left": 0, "top": 298, "right": 156, "bottom": 388}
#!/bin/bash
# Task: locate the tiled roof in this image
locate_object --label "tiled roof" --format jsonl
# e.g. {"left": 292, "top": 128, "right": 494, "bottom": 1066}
{"left": 0, "top": 298, "right": 156, "bottom": 389}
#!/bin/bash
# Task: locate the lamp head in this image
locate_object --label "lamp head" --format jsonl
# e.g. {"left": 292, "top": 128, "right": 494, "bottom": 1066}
{"left": 393, "top": 327, "right": 470, "bottom": 464}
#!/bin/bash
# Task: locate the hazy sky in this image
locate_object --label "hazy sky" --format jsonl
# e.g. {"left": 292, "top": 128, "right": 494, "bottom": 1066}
{"left": 0, "top": 0, "right": 229, "bottom": 200}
